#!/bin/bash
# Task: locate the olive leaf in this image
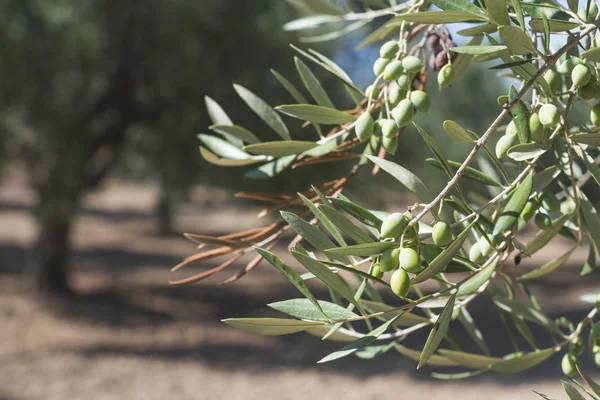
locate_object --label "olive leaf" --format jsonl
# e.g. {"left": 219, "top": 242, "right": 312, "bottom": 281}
{"left": 507, "top": 142, "right": 551, "bottom": 161}
{"left": 485, "top": 0, "right": 509, "bottom": 25}
{"left": 234, "top": 84, "right": 290, "bottom": 140}
{"left": 492, "top": 172, "right": 533, "bottom": 235}
{"left": 562, "top": 380, "right": 587, "bottom": 400}
{"left": 439, "top": 349, "right": 502, "bottom": 369}
{"left": 329, "top": 198, "right": 383, "bottom": 229}
{"left": 295, "top": 57, "right": 335, "bottom": 108}
{"left": 443, "top": 120, "right": 472, "bottom": 142}
{"left": 493, "top": 297, "right": 561, "bottom": 334}
{"left": 425, "top": 158, "right": 503, "bottom": 187}
{"left": 418, "top": 293, "right": 456, "bottom": 369}
{"left": 414, "top": 122, "right": 454, "bottom": 179}
{"left": 298, "top": 193, "right": 346, "bottom": 246}
{"left": 283, "top": 15, "right": 339, "bottom": 31}
{"left": 457, "top": 256, "right": 498, "bottom": 296}
{"left": 457, "top": 308, "right": 490, "bottom": 356}
{"left": 390, "top": 11, "right": 486, "bottom": 24}
{"left": 458, "top": 23, "right": 497, "bottom": 36}
{"left": 579, "top": 192, "right": 600, "bottom": 257}
{"left": 574, "top": 145, "right": 600, "bottom": 187}
{"left": 529, "top": 19, "right": 579, "bottom": 32}
{"left": 244, "top": 141, "right": 318, "bottom": 157}
{"left": 532, "top": 165, "right": 560, "bottom": 191}
{"left": 268, "top": 299, "right": 359, "bottom": 321}
{"left": 305, "top": 325, "right": 356, "bottom": 342}
{"left": 581, "top": 245, "right": 597, "bottom": 276}
{"left": 571, "top": 132, "right": 600, "bottom": 146}
{"left": 453, "top": 35, "right": 484, "bottom": 79}
{"left": 498, "top": 25, "right": 534, "bottom": 55}
{"left": 200, "top": 147, "right": 262, "bottom": 167}
{"left": 288, "top": 0, "right": 341, "bottom": 15}
{"left": 198, "top": 134, "right": 254, "bottom": 160}
{"left": 518, "top": 247, "right": 576, "bottom": 280}
{"left": 359, "top": 300, "right": 429, "bottom": 326}
{"left": 276, "top": 104, "right": 357, "bottom": 124}
{"left": 271, "top": 69, "right": 309, "bottom": 104}
{"left": 508, "top": 85, "right": 531, "bottom": 144}
{"left": 451, "top": 45, "right": 508, "bottom": 55}
{"left": 325, "top": 241, "right": 397, "bottom": 257}
{"left": 520, "top": 213, "right": 571, "bottom": 256}
{"left": 245, "top": 155, "right": 296, "bottom": 179}
{"left": 432, "top": 0, "right": 482, "bottom": 14}
{"left": 210, "top": 124, "right": 261, "bottom": 145}
{"left": 319, "top": 205, "right": 373, "bottom": 244}
{"left": 222, "top": 318, "right": 326, "bottom": 336}
{"left": 582, "top": 47, "right": 600, "bottom": 63}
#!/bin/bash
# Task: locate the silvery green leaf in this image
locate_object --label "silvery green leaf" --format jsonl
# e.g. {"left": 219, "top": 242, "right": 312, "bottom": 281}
{"left": 271, "top": 69, "right": 308, "bottom": 104}
{"left": 458, "top": 23, "right": 497, "bottom": 36}
{"left": 245, "top": 155, "right": 296, "bottom": 179}
{"left": 197, "top": 134, "right": 253, "bottom": 160}
{"left": 485, "top": 0, "right": 509, "bottom": 25}
{"left": 295, "top": 57, "right": 335, "bottom": 108}
{"left": 210, "top": 124, "right": 261, "bottom": 144}
{"left": 498, "top": 25, "right": 534, "bottom": 55}
{"left": 244, "top": 141, "right": 317, "bottom": 157}
{"left": 492, "top": 172, "right": 532, "bottom": 235}
{"left": 325, "top": 242, "right": 397, "bottom": 257}
{"left": 329, "top": 198, "right": 383, "bottom": 229}
{"left": 562, "top": 380, "right": 587, "bottom": 400}
{"left": 507, "top": 143, "right": 551, "bottom": 161}
{"left": 418, "top": 293, "right": 456, "bottom": 368}
{"left": 571, "top": 132, "right": 600, "bottom": 147}
{"left": 283, "top": 15, "right": 339, "bottom": 31}
{"left": 199, "top": 147, "right": 262, "bottom": 167}
{"left": 582, "top": 47, "right": 600, "bottom": 63}
{"left": 521, "top": 213, "right": 571, "bottom": 256}
{"left": 529, "top": 19, "right": 579, "bottom": 32}
{"left": 320, "top": 205, "right": 373, "bottom": 244}
{"left": 451, "top": 45, "right": 507, "bottom": 55}
{"left": 443, "top": 120, "right": 473, "bottom": 142}
{"left": 518, "top": 247, "right": 576, "bottom": 280}
{"left": 426, "top": 158, "right": 503, "bottom": 187}
{"left": 492, "top": 348, "right": 556, "bottom": 373}
{"left": 234, "top": 84, "right": 290, "bottom": 140}
{"left": 395, "top": 344, "right": 459, "bottom": 367}
{"left": 223, "top": 318, "right": 325, "bottom": 336}
{"left": 298, "top": 193, "right": 346, "bottom": 247}
{"left": 390, "top": 11, "right": 486, "bottom": 24}
{"left": 579, "top": 191, "right": 600, "bottom": 257}
{"left": 268, "top": 299, "right": 359, "bottom": 321}
{"left": 276, "top": 104, "right": 357, "bottom": 124}
{"left": 432, "top": 0, "right": 482, "bottom": 14}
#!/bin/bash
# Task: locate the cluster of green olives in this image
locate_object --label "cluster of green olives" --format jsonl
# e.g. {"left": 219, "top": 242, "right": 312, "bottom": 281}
{"left": 562, "top": 322, "right": 600, "bottom": 377}
{"left": 371, "top": 213, "right": 454, "bottom": 299}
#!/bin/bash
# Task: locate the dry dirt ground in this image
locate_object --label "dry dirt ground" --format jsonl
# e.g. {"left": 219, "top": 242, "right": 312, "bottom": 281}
{"left": 1, "top": 179, "right": 600, "bottom": 400}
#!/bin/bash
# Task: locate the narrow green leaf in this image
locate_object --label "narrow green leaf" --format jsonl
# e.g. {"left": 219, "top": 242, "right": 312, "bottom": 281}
{"left": 325, "top": 242, "right": 397, "bottom": 257}
{"left": 571, "top": 132, "right": 600, "bottom": 146}
{"left": 578, "top": 370, "right": 600, "bottom": 397}
{"left": 443, "top": 120, "right": 473, "bottom": 142}
{"left": 418, "top": 294, "right": 456, "bottom": 368}
{"left": 580, "top": 191, "right": 600, "bottom": 256}
{"left": 245, "top": 155, "right": 296, "bottom": 179}
{"left": 498, "top": 25, "right": 534, "bottom": 55}
{"left": 295, "top": 57, "right": 335, "bottom": 108}
{"left": 298, "top": 193, "right": 346, "bottom": 246}
{"left": 320, "top": 205, "right": 373, "bottom": 244}
{"left": 395, "top": 344, "right": 459, "bottom": 367}
{"left": 492, "top": 348, "right": 557, "bottom": 373}
{"left": 486, "top": 0, "right": 509, "bottom": 25}
{"left": 197, "top": 134, "right": 252, "bottom": 160}
{"left": 360, "top": 300, "right": 429, "bottom": 326}
{"left": 234, "top": 84, "right": 290, "bottom": 140}
{"left": 329, "top": 198, "right": 383, "bottom": 229}
{"left": 390, "top": 11, "right": 486, "bottom": 24}
{"left": 453, "top": 35, "right": 485, "bottom": 80}
{"left": 255, "top": 247, "right": 326, "bottom": 318}
{"left": 493, "top": 297, "right": 561, "bottom": 334}
{"left": 318, "top": 315, "right": 401, "bottom": 363}
{"left": 305, "top": 325, "right": 357, "bottom": 341}
{"left": 533, "top": 165, "right": 560, "bottom": 191}
{"left": 575, "top": 145, "right": 600, "bottom": 187}
{"left": 210, "top": 124, "right": 261, "bottom": 144}
{"left": 519, "top": 247, "right": 576, "bottom": 280}
{"left": 451, "top": 45, "right": 507, "bottom": 55}
{"left": 205, "top": 96, "right": 234, "bottom": 125}
{"left": 432, "top": 0, "right": 482, "bottom": 14}
{"left": 223, "top": 318, "right": 325, "bottom": 336}
{"left": 199, "top": 147, "right": 261, "bottom": 167}
{"left": 356, "top": 21, "right": 397, "bottom": 49}
{"left": 244, "top": 141, "right": 317, "bottom": 157}
{"left": 431, "top": 369, "right": 490, "bottom": 380}
{"left": 276, "top": 104, "right": 357, "bottom": 124}
{"left": 457, "top": 308, "right": 490, "bottom": 355}
{"left": 507, "top": 143, "right": 551, "bottom": 161}
{"left": 288, "top": 0, "right": 341, "bottom": 14}
{"left": 414, "top": 122, "right": 454, "bottom": 179}
{"left": 511, "top": 0, "right": 525, "bottom": 29}
{"left": 508, "top": 85, "right": 530, "bottom": 144}
{"left": 458, "top": 23, "right": 497, "bottom": 36}
{"left": 581, "top": 245, "right": 597, "bottom": 276}
{"left": 271, "top": 69, "right": 308, "bottom": 104}
{"left": 412, "top": 219, "right": 477, "bottom": 284}
{"left": 493, "top": 172, "right": 533, "bottom": 235}
{"left": 281, "top": 211, "right": 342, "bottom": 256}
{"left": 489, "top": 59, "right": 533, "bottom": 70}
{"left": 582, "top": 47, "right": 600, "bottom": 63}
{"left": 457, "top": 257, "right": 498, "bottom": 296}
{"left": 563, "top": 381, "right": 587, "bottom": 400}
{"left": 521, "top": 213, "right": 571, "bottom": 256}
{"left": 529, "top": 19, "right": 580, "bottom": 32}
{"left": 283, "top": 15, "right": 339, "bottom": 31}
{"left": 426, "top": 158, "right": 503, "bottom": 187}
{"left": 269, "top": 299, "right": 359, "bottom": 321}
{"left": 439, "top": 349, "right": 502, "bottom": 369}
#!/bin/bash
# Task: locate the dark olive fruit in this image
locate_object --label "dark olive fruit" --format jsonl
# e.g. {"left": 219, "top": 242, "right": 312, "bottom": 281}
{"left": 569, "top": 336, "right": 585, "bottom": 357}
{"left": 382, "top": 135, "right": 399, "bottom": 155}
{"left": 506, "top": 120, "right": 518, "bottom": 136}
{"left": 469, "top": 242, "right": 484, "bottom": 264}
{"left": 561, "top": 353, "right": 577, "bottom": 378}
{"left": 410, "top": 91, "right": 431, "bottom": 114}
{"left": 495, "top": 134, "right": 517, "bottom": 159}
{"left": 535, "top": 213, "right": 553, "bottom": 230}
{"left": 539, "top": 193, "right": 560, "bottom": 213}
{"left": 373, "top": 57, "right": 391, "bottom": 77}
{"left": 579, "top": 1, "right": 599, "bottom": 23}
{"left": 402, "top": 55, "right": 423, "bottom": 74}
{"left": 592, "top": 103, "right": 600, "bottom": 126}
{"left": 438, "top": 64, "right": 455, "bottom": 91}
{"left": 380, "top": 212, "right": 409, "bottom": 238}
{"left": 365, "top": 84, "right": 380, "bottom": 99}
{"left": 391, "top": 99, "right": 414, "bottom": 127}
{"left": 578, "top": 82, "right": 597, "bottom": 100}
{"left": 388, "top": 85, "right": 405, "bottom": 106}
{"left": 383, "top": 60, "right": 404, "bottom": 81}
{"left": 521, "top": 199, "right": 538, "bottom": 222}
{"left": 382, "top": 119, "right": 398, "bottom": 138}
{"left": 529, "top": 113, "right": 546, "bottom": 143}
{"left": 380, "top": 248, "right": 400, "bottom": 272}
{"left": 426, "top": 33, "right": 440, "bottom": 50}
{"left": 396, "top": 74, "right": 410, "bottom": 89}
{"left": 355, "top": 113, "right": 374, "bottom": 143}
{"left": 557, "top": 57, "right": 583, "bottom": 75}
{"left": 400, "top": 247, "right": 421, "bottom": 273}
{"left": 422, "top": 244, "right": 442, "bottom": 264}
{"left": 371, "top": 263, "right": 384, "bottom": 280}
{"left": 432, "top": 221, "right": 453, "bottom": 247}
{"left": 572, "top": 64, "right": 592, "bottom": 87}
{"left": 390, "top": 268, "right": 410, "bottom": 298}
{"left": 380, "top": 40, "right": 399, "bottom": 59}
{"left": 544, "top": 69, "right": 561, "bottom": 93}
{"left": 539, "top": 104, "right": 560, "bottom": 127}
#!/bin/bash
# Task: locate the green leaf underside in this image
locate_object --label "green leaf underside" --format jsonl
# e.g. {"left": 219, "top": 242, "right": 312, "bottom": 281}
{"left": 418, "top": 294, "right": 456, "bottom": 368}
{"left": 425, "top": 158, "right": 502, "bottom": 187}
{"left": 325, "top": 241, "right": 397, "bottom": 257}
{"left": 199, "top": 147, "right": 261, "bottom": 167}
{"left": 507, "top": 143, "right": 551, "bottom": 161}
{"left": 269, "top": 298, "right": 359, "bottom": 321}
{"left": 451, "top": 45, "right": 507, "bottom": 55}
{"left": 391, "top": 11, "right": 487, "bottom": 24}
{"left": 329, "top": 198, "right": 383, "bottom": 229}
{"left": 234, "top": 84, "right": 290, "bottom": 140}
{"left": 210, "top": 124, "right": 261, "bottom": 145}
{"left": 223, "top": 318, "right": 325, "bottom": 335}
{"left": 276, "top": 104, "right": 357, "bottom": 124}
{"left": 519, "top": 247, "right": 576, "bottom": 280}
{"left": 244, "top": 141, "right": 318, "bottom": 157}
{"left": 493, "top": 172, "right": 533, "bottom": 235}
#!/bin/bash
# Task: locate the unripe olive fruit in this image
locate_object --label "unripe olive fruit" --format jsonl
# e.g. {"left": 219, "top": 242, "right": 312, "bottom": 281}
{"left": 495, "top": 134, "right": 517, "bottom": 159}
{"left": 380, "top": 248, "right": 400, "bottom": 272}
{"left": 371, "top": 263, "right": 384, "bottom": 280}
{"left": 382, "top": 135, "right": 399, "bottom": 155}
{"left": 422, "top": 244, "right": 443, "bottom": 264}
{"left": 588, "top": 322, "right": 600, "bottom": 350}
{"left": 432, "top": 221, "right": 453, "bottom": 247}
{"left": 380, "top": 40, "right": 399, "bottom": 59}
{"left": 578, "top": 1, "right": 599, "bottom": 23}
{"left": 569, "top": 336, "right": 585, "bottom": 357}
{"left": 561, "top": 353, "right": 577, "bottom": 378}
{"left": 521, "top": 199, "right": 538, "bottom": 222}
{"left": 529, "top": 113, "right": 546, "bottom": 143}
{"left": 572, "top": 64, "right": 592, "bottom": 87}
{"left": 382, "top": 119, "right": 398, "bottom": 138}
{"left": 561, "top": 198, "right": 576, "bottom": 215}
{"left": 438, "top": 64, "right": 455, "bottom": 91}
{"left": 374, "top": 118, "right": 385, "bottom": 137}
{"left": 539, "top": 104, "right": 560, "bottom": 127}
{"left": 539, "top": 193, "right": 560, "bottom": 213}
{"left": 365, "top": 84, "right": 380, "bottom": 99}
{"left": 595, "top": 351, "right": 600, "bottom": 368}
{"left": 402, "top": 55, "right": 423, "bottom": 74}
{"left": 355, "top": 112, "right": 374, "bottom": 143}
{"left": 391, "top": 99, "right": 414, "bottom": 127}
{"left": 506, "top": 120, "right": 518, "bottom": 136}
{"left": 469, "top": 242, "right": 484, "bottom": 264}
{"left": 400, "top": 247, "right": 421, "bottom": 273}
{"left": 402, "top": 224, "right": 419, "bottom": 239}
{"left": 544, "top": 69, "right": 561, "bottom": 93}
{"left": 380, "top": 212, "right": 409, "bottom": 238}
{"left": 578, "top": 82, "right": 597, "bottom": 100}
{"left": 557, "top": 57, "right": 583, "bottom": 75}
{"left": 410, "top": 90, "right": 431, "bottom": 114}
{"left": 478, "top": 237, "right": 494, "bottom": 257}
{"left": 390, "top": 268, "right": 410, "bottom": 298}
{"left": 535, "top": 213, "right": 553, "bottom": 230}
{"left": 388, "top": 85, "right": 405, "bottom": 106}
{"left": 396, "top": 74, "right": 410, "bottom": 89}
{"left": 373, "top": 57, "right": 391, "bottom": 77}
{"left": 591, "top": 103, "right": 600, "bottom": 126}
{"left": 383, "top": 60, "right": 404, "bottom": 81}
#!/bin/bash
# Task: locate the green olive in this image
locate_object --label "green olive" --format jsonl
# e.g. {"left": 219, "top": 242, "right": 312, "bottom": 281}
{"left": 521, "top": 199, "right": 538, "bottom": 222}
{"left": 396, "top": 74, "right": 410, "bottom": 89}
{"left": 390, "top": 268, "right": 410, "bottom": 298}
{"left": 561, "top": 198, "right": 576, "bottom": 215}
{"left": 382, "top": 135, "right": 399, "bottom": 155}
{"left": 588, "top": 322, "right": 600, "bottom": 350}
{"left": 388, "top": 85, "right": 405, "bottom": 106}
{"left": 572, "top": 64, "right": 592, "bottom": 87}
{"left": 591, "top": 103, "right": 600, "bottom": 126}
{"left": 469, "top": 242, "right": 484, "bottom": 264}
{"left": 478, "top": 236, "right": 494, "bottom": 257}
{"left": 578, "top": 82, "right": 597, "bottom": 100}
{"left": 569, "top": 336, "right": 585, "bottom": 357}
{"left": 380, "top": 40, "right": 399, "bottom": 58}
{"left": 432, "top": 220, "right": 453, "bottom": 247}
{"left": 506, "top": 120, "right": 518, "bottom": 136}
{"left": 391, "top": 99, "right": 414, "bottom": 128}
{"left": 400, "top": 247, "right": 421, "bottom": 273}
{"left": 438, "top": 64, "right": 455, "bottom": 91}
{"left": 529, "top": 113, "right": 546, "bottom": 143}
{"left": 495, "top": 134, "right": 517, "bottom": 159}
{"left": 383, "top": 60, "right": 404, "bottom": 81}
{"left": 402, "top": 55, "right": 423, "bottom": 74}
{"left": 380, "top": 248, "right": 400, "bottom": 272}
{"left": 561, "top": 353, "right": 577, "bottom": 378}
{"left": 380, "top": 212, "right": 409, "bottom": 238}
{"left": 365, "top": 84, "right": 380, "bottom": 99}
{"left": 371, "top": 263, "right": 384, "bottom": 280}
{"left": 373, "top": 57, "right": 391, "bottom": 77}
{"left": 535, "top": 213, "right": 553, "bottom": 230}
{"left": 544, "top": 69, "right": 561, "bottom": 93}
{"left": 539, "top": 104, "right": 560, "bottom": 127}
{"left": 382, "top": 119, "right": 398, "bottom": 138}
{"left": 422, "top": 244, "right": 443, "bottom": 264}
{"left": 539, "top": 193, "right": 560, "bottom": 213}
{"left": 410, "top": 90, "right": 431, "bottom": 114}
{"left": 355, "top": 112, "right": 374, "bottom": 143}
{"left": 557, "top": 57, "right": 583, "bottom": 75}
